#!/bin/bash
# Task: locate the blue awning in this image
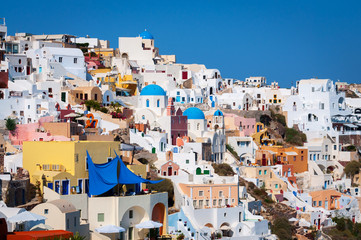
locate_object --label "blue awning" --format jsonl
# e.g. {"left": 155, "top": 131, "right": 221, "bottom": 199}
{"left": 86, "top": 151, "right": 163, "bottom": 196}
{"left": 87, "top": 151, "right": 118, "bottom": 196}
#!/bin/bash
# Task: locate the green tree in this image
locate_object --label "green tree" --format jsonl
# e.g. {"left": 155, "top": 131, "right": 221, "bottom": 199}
{"left": 260, "top": 114, "right": 272, "bottom": 126}
{"left": 5, "top": 118, "right": 16, "bottom": 131}
{"left": 344, "top": 161, "right": 361, "bottom": 184}
{"left": 146, "top": 178, "right": 174, "bottom": 207}
{"left": 271, "top": 217, "right": 293, "bottom": 240}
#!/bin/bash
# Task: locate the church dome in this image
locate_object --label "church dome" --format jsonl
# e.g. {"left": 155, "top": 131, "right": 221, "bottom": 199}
{"left": 183, "top": 107, "right": 205, "bottom": 120}
{"left": 139, "top": 30, "right": 154, "bottom": 39}
{"left": 140, "top": 84, "right": 166, "bottom": 96}
{"left": 214, "top": 109, "right": 224, "bottom": 116}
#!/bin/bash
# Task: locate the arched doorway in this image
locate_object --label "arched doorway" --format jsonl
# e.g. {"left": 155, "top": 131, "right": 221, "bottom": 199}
{"left": 121, "top": 206, "right": 149, "bottom": 240}
{"left": 152, "top": 203, "right": 166, "bottom": 235}
{"left": 0, "top": 91, "right": 4, "bottom": 99}
{"left": 220, "top": 222, "right": 233, "bottom": 237}
{"left": 209, "top": 87, "right": 213, "bottom": 95}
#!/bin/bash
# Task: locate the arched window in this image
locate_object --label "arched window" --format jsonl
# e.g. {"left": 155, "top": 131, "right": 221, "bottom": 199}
{"left": 0, "top": 91, "right": 3, "bottom": 100}
{"left": 157, "top": 99, "right": 160, "bottom": 108}
{"left": 146, "top": 99, "right": 150, "bottom": 107}
{"left": 197, "top": 123, "right": 200, "bottom": 130}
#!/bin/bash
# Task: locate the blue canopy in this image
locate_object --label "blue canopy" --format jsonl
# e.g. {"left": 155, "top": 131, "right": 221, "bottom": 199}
{"left": 87, "top": 151, "right": 118, "bottom": 196}
{"left": 86, "top": 151, "right": 163, "bottom": 196}
{"left": 115, "top": 151, "right": 163, "bottom": 185}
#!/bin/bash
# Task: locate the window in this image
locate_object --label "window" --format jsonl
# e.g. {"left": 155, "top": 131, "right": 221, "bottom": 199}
{"left": 199, "top": 200, "right": 203, "bottom": 208}
{"left": 84, "top": 93, "right": 88, "bottom": 100}
{"left": 74, "top": 58, "right": 77, "bottom": 64}
{"left": 97, "top": 213, "right": 104, "bottom": 222}
{"left": 219, "top": 191, "right": 223, "bottom": 197}
{"left": 85, "top": 156, "right": 89, "bottom": 170}
{"left": 146, "top": 99, "right": 150, "bottom": 107}
{"left": 193, "top": 200, "right": 197, "bottom": 207}
{"left": 44, "top": 209, "right": 49, "bottom": 214}
{"left": 157, "top": 99, "right": 160, "bottom": 107}
{"left": 129, "top": 210, "right": 133, "bottom": 219}
{"left": 94, "top": 94, "right": 98, "bottom": 101}
{"left": 293, "top": 156, "right": 296, "bottom": 161}
{"left": 325, "top": 145, "right": 328, "bottom": 152}
{"left": 320, "top": 103, "right": 324, "bottom": 109}
{"left": 199, "top": 191, "right": 204, "bottom": 197}
{"left": 275, "top": 184, "right": 278, "bottom": 189}
{"left": 264, "top": 170, "right": 267, "bottom": 175}
{"left": 186, "top": 160, "right": 189, "bottom": 164}
{"left": 301, "top": 156, "right": 304, "bottom": 161}
{"left": 213, "top": 199, "right": 216, "bottom": 206}
{"left": 273, "top": 94, "right": 277, "bottom": 98}
{"left": 313, "top": 201, "right": 316, "bottom": 206}
{"left": 319, "top": 201, "right": 322, "bottom": 206}
{"left": 259, "top": 170, "right": 262, "bottom": 175}
{"left": 218, "top": 199, "right": 222, "bottom": 206}
{"left": 59, "top": 57, "right": 63, "bottom": 63}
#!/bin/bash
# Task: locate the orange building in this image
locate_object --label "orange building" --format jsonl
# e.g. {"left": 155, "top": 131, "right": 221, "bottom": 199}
{"left": 255, "top": 146, "right": 308, "bottom": 173}
{"left": 179, "top": 183, "right": 238, "bottom": 209}
{"left": 309, "top": 189, "right": 349, "bottom": 210}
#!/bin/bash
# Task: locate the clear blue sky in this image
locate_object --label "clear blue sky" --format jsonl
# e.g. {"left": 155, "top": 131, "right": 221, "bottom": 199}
{"left": 3, "top": 0, "right": 361, "bottom": 87}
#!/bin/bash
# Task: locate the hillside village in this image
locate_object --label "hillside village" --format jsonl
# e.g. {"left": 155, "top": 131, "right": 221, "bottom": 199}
{"left": 1, "top": 17, "right": 361, "bottom": 240}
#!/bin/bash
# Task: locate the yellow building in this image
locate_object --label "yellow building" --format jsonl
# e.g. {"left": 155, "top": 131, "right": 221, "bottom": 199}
{"left": 23, "top": 141, "right": 147, "bottom": 195}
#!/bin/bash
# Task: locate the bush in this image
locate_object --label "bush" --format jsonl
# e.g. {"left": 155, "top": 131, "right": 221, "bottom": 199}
{"left": 260, "top": 114, "right": 272, "bottom": 126}
{"left": 212, "top": 163, "right": 235, "bottom": 176}
{"left": 5, "top": 118, "right": 16, "bottom": 132}
{"left": 177, "top": 233, "right": 185, "bottom": 240}
{"left": 344, "top": 161, "right": 361, "bottom": 182}
{"left": 99, "top": 107, "right": 108, "bottom": 113}
{"left": 271, "top": 217, "right": 293, "bottom": 240}
{"left": 274, "top": 113, "right": 286, "bottom": 127}
{"left": 226, "top": 144, "right": 240, "bottom": 160}
{"left": 285, "top": 128, "right": 307, "bottom": 146}
{"left": 146, "top": 178, "right": 174, "bottom": 207}
{"left": 84, "top": 100, "right": 101, "bottom": 111}
{"left": 345, "top": 145, "right": 357, "bottom": 152}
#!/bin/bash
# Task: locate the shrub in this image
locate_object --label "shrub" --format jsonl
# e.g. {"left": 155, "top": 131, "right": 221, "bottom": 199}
{"left": 5, "top": 118, "right": 16, "bottom": 132}
{"left": 285, "top": 128, "right": 307, "bottom": 146}
{"left": 146, "top": 178, "right": 174, "bottom": 207}
{"left": 345, "top": 145, "right": 357, "bottom": 152}
{"left": 260, "top": 114, "right": 272, "bottom": 126}
{"left": 274, "top": 113, "right": 286, "bottom": 127}
{"left": 84, "top": 100, "right": 101, "bottom": 111}
{"left": 271, "top": 217, "right": 293, "bottom": 240}
{"left": 212, "top": 163, "right": 235, "bottom": 176}
{"left": 226, "top": 144, "right": 240, "bottom": 160}
{"left": 99, "top": 107, "right": 108, "bottom": 113}
{"left": 177, "top": 233, "right": 185, "bottom": 240}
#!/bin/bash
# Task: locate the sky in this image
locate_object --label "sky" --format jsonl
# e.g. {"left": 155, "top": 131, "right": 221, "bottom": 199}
{"left": 2, "top": 0, "right": 361, "bottom": 87}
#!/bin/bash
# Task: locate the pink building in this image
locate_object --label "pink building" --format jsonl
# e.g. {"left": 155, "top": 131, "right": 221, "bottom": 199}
{"left": 9, "top": 116, "right": 70, "bottom": 147}
{"left": 160, "top": 160, "right": 180, "bottom": 176}
{"left": 224, "top": 113, "right": 256, "bottom": 137}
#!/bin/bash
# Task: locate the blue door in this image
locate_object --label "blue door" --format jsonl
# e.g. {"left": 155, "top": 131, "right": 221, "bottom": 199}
{"left": 78, "top": 179, "right": 83, "bottom": 194}
{"left": 62, "top": 180, "right": 69, "bottom": 195}
{"left": 47, "top": 182, "right": 53, "bottom": 190}
{"left": 176, "top": 96, "right": 180, "bottom": 102}
{"left": 212, "top": 101, "right": 215, "bottom": 108}
{"left": 55, "top": 181, "right": 60, "bottom": 193}
{"left": 85, "top": 179, "right": 89, "bottom": 194}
